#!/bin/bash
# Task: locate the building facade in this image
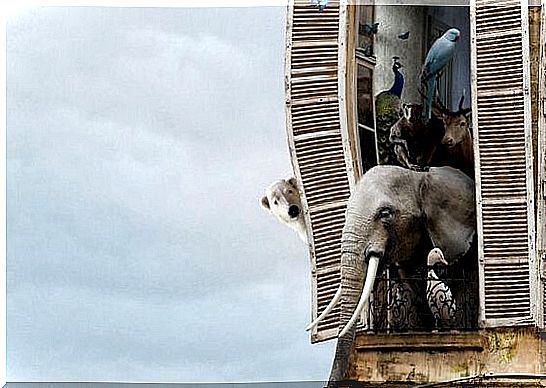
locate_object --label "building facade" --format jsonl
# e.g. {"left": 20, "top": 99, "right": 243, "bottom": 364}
{"left": 285, "top": 0, "right": 546, "bottom": 383}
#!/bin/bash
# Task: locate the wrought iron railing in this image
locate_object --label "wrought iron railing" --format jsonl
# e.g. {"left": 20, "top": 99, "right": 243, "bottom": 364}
{"left": 358, "top": 264, "right": 479, "bottom": 333}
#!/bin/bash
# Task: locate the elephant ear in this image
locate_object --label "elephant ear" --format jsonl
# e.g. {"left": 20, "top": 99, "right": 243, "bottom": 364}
{"left": 419, "top": 167, "right": 476, "bottom": 261}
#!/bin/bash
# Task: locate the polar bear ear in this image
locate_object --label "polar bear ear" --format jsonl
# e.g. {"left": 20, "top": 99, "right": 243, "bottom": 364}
{"left": 260, "top": 196, "right": 270, "bottom": 210}
{"left": 287, "top": 177, "right": 298, "bottom": 189}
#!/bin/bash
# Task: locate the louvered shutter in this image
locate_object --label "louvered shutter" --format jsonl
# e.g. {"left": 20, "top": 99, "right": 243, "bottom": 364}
{"left": 538, "top": 0, "right": 546, "bottom": 329}
{"left": 285, "top": 1, "right": 360, "bottom": 342}
{"left": 471, "top": 0, "right": 539, "bottom": 327}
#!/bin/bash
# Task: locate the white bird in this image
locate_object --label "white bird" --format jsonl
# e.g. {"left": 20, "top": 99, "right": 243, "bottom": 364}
{"left": 426, "top": 248, "right": 456, "bottom": 328}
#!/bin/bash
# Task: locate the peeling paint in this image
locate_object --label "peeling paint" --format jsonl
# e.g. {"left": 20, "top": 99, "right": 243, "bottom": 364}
{"left": 485, "top": 330, "right": 517, "bottom": 364}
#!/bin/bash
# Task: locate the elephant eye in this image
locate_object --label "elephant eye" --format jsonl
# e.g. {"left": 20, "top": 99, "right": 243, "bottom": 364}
{"left": 274, "top": 200, "right": 278, "bottom": 205}
{"left": 378, "top": 207, "right": 393, "bottom": 222}
{"left": 288, "top": 189, "right": 294, "bottom": 194}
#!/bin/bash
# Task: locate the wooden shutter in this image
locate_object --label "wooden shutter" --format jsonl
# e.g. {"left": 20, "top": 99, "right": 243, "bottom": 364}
{"left": 538, "top": 0, "right": 546, "bottom": 329}
{"left": 471, "top": 0, "right": 540, "bottom": 327}
{"left": 285, "top": 1, "right": 359, "bottom": 342}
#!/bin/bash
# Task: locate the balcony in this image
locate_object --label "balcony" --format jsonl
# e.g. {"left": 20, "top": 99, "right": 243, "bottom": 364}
{"left": 359, "top": 263, "right": 479, "bottom": 334}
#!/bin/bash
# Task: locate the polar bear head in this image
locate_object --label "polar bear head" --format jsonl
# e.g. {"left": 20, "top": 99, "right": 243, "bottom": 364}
{"left": 260, "top": 177, "right": 307, "bottom": 243}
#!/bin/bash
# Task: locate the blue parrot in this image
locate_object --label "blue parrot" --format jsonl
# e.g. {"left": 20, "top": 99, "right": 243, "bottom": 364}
{"left": 421, "top": 28, "right": 460, "bottom": 121}
{"left": 310, "top": 0, "right": 328, "bottom": 11}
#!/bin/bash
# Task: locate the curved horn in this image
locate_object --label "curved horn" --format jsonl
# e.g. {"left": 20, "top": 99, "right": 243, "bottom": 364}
{"left": 433, "top": 94, "right": 449, "bottom": 114}
{"left": 457, "top": 89, "right": 472, "bottom": 116}
{"left": 338, "top": 255, "right": 380, "bottom": 337}
{"left": 305, "top": 286, "right": 342, "bottom": 331}
{"left": 458, "top": 89, "right": 465, "bottom": 111}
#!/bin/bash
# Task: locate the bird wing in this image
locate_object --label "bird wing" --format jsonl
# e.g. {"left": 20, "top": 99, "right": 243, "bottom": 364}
{"left": 422, "top": 37, "right": 456, "bottom": 81}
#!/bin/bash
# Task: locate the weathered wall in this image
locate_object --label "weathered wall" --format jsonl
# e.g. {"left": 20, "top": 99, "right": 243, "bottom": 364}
{"left": 349, "top": 328, "right": 546, "bottom": 383}
{"left": 373, "top": 6, "right": 427, "bottom": 104}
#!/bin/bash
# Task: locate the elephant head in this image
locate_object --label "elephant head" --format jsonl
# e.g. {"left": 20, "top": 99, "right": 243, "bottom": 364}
{"left": 307, "top": 165, "right": 475, "bottom": 383}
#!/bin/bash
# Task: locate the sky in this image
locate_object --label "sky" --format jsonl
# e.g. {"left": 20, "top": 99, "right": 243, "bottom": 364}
{"left": 6, "top": 6, "right": 335, "bottom": 383}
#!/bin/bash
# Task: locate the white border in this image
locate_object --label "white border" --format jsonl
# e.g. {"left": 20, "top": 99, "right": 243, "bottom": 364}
{"left": 2, "top": 0, "right": 542, "bottom": 385}
{"left": 1, "top": 6, "right": 6, "bottom": 387}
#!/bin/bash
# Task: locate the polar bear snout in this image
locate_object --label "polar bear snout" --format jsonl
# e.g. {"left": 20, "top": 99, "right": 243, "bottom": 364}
{"left": 288, "top": 205, "right": 301, "bottom": 218}
{"left": 261, "top": 177, "right": 308, "bottom": 243}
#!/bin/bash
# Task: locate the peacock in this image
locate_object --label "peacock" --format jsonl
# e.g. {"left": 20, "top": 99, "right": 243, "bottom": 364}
{"left": 375, "top": 56, "right": 404, "bottom": 165}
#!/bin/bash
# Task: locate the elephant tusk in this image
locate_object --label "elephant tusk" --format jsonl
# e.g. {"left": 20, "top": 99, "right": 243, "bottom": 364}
{"left": 305, "top": 286, "right": 342, "bottom": 331}
{"left": 338, "top": 255, "right": 380, "bottom": 337}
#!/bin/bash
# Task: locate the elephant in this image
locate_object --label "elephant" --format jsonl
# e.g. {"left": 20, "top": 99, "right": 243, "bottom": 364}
{"left": 306, "top": 165, "right": 476, "bottom": 384}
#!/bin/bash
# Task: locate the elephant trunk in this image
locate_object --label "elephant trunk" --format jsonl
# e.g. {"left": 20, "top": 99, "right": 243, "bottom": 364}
{"left": 328, "top": 233, "right": 381, "bottom": 383}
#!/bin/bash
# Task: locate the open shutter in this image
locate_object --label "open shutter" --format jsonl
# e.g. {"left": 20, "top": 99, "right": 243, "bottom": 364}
{"left": 285, "top": 0, "right": 359, "bottom": 342}
{"left": 538, "top": 0, "right": 546, "bottom": 329}
{"left": 471, "top": 0, "right": 539, "bottom": 327}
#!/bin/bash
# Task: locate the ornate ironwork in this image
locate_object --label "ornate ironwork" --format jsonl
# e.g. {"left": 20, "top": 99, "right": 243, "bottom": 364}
{"left": 360, "top": 262, "right": 479, "bottom": 333}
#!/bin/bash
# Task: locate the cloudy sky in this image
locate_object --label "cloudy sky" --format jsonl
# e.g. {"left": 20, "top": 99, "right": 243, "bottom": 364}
{"left": 7, "top": 6, "right": 335, "bottom": 382}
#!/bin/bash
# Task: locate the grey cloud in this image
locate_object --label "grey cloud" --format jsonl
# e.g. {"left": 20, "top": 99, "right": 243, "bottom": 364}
{"left": 7, "top": 6, "right": 333, "bottom": 383}
{"left": 8, "top": 7, "right": 284, "bottom": 144}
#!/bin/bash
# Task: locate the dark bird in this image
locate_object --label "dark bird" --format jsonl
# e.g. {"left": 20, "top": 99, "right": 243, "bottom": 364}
{"left": 398, "top": 31, "right": 410, "bottom": 40}
{"left": 426, "top": 248, "right": 457, "bottom": 329}
{"left": 362, "top": 44, "right": 374, "bottom": 58}
{"left": 375, "top": 56, "right": 404, "bottom": 165}
{"left": 360, "top": 22, "right": 379, "bottom": 36}
{"left": 421, "top": 28, "right": 460, "bottom": 121}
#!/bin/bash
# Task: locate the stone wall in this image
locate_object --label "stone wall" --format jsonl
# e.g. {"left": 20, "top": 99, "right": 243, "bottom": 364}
{"left": 348, "top": 328, "right": 546, "bottom": 384}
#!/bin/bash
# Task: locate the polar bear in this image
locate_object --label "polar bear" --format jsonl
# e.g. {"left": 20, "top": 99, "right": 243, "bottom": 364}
{"left": 260, "top": 177, "right": 307, "bottom": 243}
